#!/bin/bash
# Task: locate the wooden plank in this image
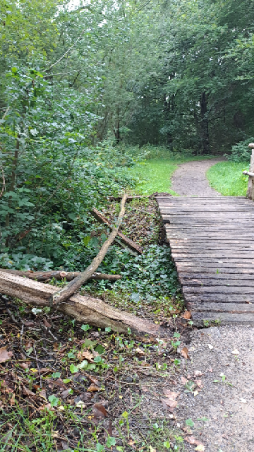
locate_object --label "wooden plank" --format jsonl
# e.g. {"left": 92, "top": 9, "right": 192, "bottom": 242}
{"left": 191, "top": 312, "right": 254, "bottom": 324}
{"left": 186, "top": 293, "right": 254, "bottom": 302}
{"left": 188, "top": 302, "right": 254, "bottom": 313}
{"left": 179, "top": 278, "right": 254, "bottom": 287}
{"left": 179, "top": 272, "right": 254, "bottom": 280}
{"left": 183, "top": 286, "right": 254, "bottom": 294}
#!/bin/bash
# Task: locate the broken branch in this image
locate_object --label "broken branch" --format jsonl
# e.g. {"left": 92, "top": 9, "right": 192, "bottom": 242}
{"left": 50, "top": 193, "right": 128, "bottom": 306}
{"left": 0, "top": 269, "right": 121, "bottom": 282}
{"left": 92, "top": 208, "right": 142, "bottom": 254}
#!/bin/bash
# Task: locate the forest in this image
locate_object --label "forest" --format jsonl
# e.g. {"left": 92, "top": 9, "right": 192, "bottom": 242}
{"left": 0, "top": 0, "right": 254, "bottom": 450}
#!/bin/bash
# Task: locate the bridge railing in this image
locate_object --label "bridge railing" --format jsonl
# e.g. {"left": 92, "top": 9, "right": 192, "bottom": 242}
{"left": 243, "top": 143, "right": 254, "bottom": 200}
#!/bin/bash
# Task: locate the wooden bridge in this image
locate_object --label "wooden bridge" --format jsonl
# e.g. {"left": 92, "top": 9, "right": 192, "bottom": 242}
{"left": 157, "top": 195, "right": 254, "bottom": 324}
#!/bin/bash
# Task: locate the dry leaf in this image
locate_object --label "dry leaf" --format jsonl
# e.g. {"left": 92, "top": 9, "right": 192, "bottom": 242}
{"left": 194, "top": 370, "right": 203, "bottom": 377}
{"left": 22, "top": 386, "right": 35, "bottom": 397}
{"left": 0, "top": 347, "right": 13, "bottom": 363}
{"left": 135, "top": 347, "right": 145, "bottom": 356}
{"left": 43, "top": 318, "right": 51, "bottom": 328}
{"left": 78, "top": 350, "right": 94, "bottom": 362}
{"left": 161, "top": 398, "right": 178, "bottom": 408}
{"left": 185, "top": 436, "right": 203, "bottom": 446}
{"left": 181, "top": 376, "right": 188, "bottom": 385}
{"left": 182, "top": 311, "right": 192, "bottom": 319}
{"left": 162, "top": 389, "right": 179, "bottom": 400}
{"left": 181, "top": 347, "right": 190, "bottom": 360}
{"left": 92, "top": 403, "right": 108, "bottom": 419}
{"left": 87, "top": 384, "right": 99, "bottom": 392}
{"left": 195, "top": 380, "right": 203, "bottom": 388}
{"left": 20, "top": 362, "right": 29, "bottom": 370}
{"left": 61, "top": 389, "right": 71, "bottom": 399}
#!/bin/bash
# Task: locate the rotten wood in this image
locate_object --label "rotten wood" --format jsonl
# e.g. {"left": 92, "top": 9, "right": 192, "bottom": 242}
{"left": 0, "top": 271, "right": 160, "bottom": 335}
{"left": 0, "top": 269, "right": 121, "bottom": 282}
{"left": 92, "top": 208, "right": 142, "bottom": 254}
{"left": 51, "top": 193, "right": 128, "bottom": 306}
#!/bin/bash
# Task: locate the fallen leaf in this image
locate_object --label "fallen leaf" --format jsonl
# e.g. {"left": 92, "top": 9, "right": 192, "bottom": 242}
{"left": 92, "top": 403, "right": 108, "bottom": 419}
{"left": 135, "top": 347, "right": 145, "bottom": 356}
{"left": 194, "top": 370, "right": 203, "bottom": 377}
{"left": 19, "top": 362, "right": 29, "bottom": 370}
{"left": 181, "top": 347, "right": 190, "bottom": 359}
{"left": 185, "top": 436, "right": 203, "bottom": 446}
{"left": 195, "top": 380, "right": 203, "bottom": 388}
{"left": 182, "top": 311, "right": 192, "bottom": 319}
{"left": 162, "top": 389, "right": 179, "bottom": 400}
{"left": 61, "top": 389, "right": 71, "bottom": 399}
{"left": 149, "top": 447, "right": 156, "bottom": 452}
{"left": 43, "top": 318, "right": 51, "bottom": 328}
{"left": 77, "top": 350, "right": 94, "bottom": 362}
{"left": 87, "top": 384, "right": 99, "bottom": 392}
{"left": 181, "top": 376, "right": 188, "bottom": 385}
{"left": 22, "top": 386, "right": 35, "bottom": 397}
{"left": 0, "top": 347, "right": 13, "bottom": 363}
{"left": 161, "top": 398, "right": 178, "bottom": 408}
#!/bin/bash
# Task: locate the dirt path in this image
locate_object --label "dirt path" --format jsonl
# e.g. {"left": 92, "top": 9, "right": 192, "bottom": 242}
{"left": 171, "top": 159, "right": 223, "bottom": 196}
{"left": 177, "top": 326, "right": 254, "bottom": 452}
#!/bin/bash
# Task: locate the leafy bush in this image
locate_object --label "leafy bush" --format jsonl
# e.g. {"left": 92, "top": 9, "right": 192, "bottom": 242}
{"left": 227, "top": 138, "right": 254, "bottom": 162}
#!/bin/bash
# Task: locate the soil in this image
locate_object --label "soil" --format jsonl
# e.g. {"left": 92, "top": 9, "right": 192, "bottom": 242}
{"left": 171, "top": 159, "right": 223, "bottom": 196}
{"left": 176, "top": 326, "right": 254, "bottom": 452}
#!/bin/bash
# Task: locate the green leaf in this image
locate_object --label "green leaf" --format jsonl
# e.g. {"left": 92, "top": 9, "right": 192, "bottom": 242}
{"left": 106, "top": 437, "right": 116, "bottom": 447}
{"left": 52, "top": 372, "right": 61, "bottom": 379}
{"left": 185, "top": 418, "right": 195, "bottom": 427}
{"left": 63, "top": 379, "right": 71, "bottom": 384}
{"left": 81, "top": 324, "right": 91, "bottom": 332}
{"left": 70, "top": 364, "right": 79, "bottom": 374}
{"left": 48, "top": 394, "right": 59, "bottom": 407}
{"left": 95, "top": 344, "right": 105, "bottom": 354}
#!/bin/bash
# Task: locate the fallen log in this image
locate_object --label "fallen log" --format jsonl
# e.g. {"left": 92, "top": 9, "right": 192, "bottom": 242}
{"left": 92, "top": 208, "right": 142, "bottom": 254}
{"left": 0, "top": 269, "right": 121, "bottom": 282}
{"left": 0, "top": 271, "right": 160, "bottom": 335}
{"left": 51, "top": 193, "right": 128, "bottom": 306}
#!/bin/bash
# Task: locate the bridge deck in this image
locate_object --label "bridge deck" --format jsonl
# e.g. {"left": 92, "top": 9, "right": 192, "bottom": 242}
{"left": 157, "top": 196, "right": 254, "bottom": 324}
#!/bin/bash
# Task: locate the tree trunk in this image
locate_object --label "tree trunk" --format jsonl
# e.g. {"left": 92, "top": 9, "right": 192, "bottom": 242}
{"left": 0, "top": 271, "right": 161, "bottom": 336}
{"left": 200, "top": 92, "right": 209, "bottom": 154}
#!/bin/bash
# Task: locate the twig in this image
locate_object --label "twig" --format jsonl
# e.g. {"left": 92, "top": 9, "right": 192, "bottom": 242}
{"left": 33, "top": 344, "right": 42, "bottom": 388}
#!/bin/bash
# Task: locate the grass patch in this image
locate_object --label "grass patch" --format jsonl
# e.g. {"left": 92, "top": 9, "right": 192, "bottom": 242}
{"left": 206, "top": 161, "right": 248, "bottom": 196}
{"left": 128, "top": 147, "right": 217, "bottom": 195}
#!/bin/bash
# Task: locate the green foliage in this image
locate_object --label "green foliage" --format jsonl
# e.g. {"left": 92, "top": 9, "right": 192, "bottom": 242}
{"left": 207, "top": 161, "right": 248, "bottom": 196}
{"left": 227, "top": 138, "right": 254, "bottom": 162}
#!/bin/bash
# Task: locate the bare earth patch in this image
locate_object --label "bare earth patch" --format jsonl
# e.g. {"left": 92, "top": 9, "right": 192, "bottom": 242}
{"left": 171, "top": 159, "right": 223, "bottom": 196}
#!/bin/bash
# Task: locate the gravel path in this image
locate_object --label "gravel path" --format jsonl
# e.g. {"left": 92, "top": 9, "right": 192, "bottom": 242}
{"left": 169, "top": 159, "right": 254, "bottom": 452}
{"left": 177, "top": 326, "right": 254, "bottom": 452}
{"left": 171, "top": 159, "right": 223, "bottom": 196}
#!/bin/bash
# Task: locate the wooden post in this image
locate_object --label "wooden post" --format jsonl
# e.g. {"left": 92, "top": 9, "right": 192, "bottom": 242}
{"left": 247, "top": 144, "right": 254, "bottom": 200}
